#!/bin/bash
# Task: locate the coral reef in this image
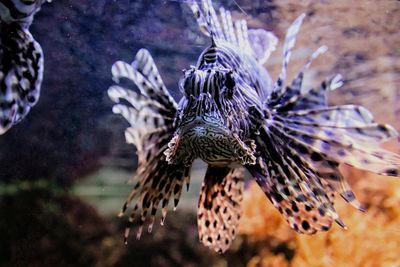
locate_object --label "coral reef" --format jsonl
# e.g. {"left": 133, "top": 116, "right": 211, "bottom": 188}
{"left": 241, "top": 174, "right": 400, "bottom": 267}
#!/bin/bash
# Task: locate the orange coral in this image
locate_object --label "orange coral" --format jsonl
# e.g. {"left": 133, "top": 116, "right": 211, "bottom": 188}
{"left": 247, "top": 253, "right": 289, "bottom": 267}
{"left": 239, "top": 183, "right": 295, "bottom": 244}
{"left": 240, "top": 174, "right": 400, "bottom": 267}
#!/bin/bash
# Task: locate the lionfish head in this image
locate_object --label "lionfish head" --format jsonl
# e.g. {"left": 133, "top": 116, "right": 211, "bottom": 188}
{"left": 179, "top": 65, "right": 236, "bottom": 123}
{"left": 164, "top": 65, "right": 256, "bottom": 167}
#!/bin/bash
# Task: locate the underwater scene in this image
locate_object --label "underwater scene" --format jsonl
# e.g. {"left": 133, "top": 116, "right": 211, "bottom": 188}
{"left": 0, "top": 0, "right": 399, "bottom": 266}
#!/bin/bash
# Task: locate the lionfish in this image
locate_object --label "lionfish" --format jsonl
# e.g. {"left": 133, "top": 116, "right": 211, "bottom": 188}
{"left": 108, "top": 0, "right": 400, "bottom": 253}
{"left": 0, "top": 0, "right": 48, "bottom": 134}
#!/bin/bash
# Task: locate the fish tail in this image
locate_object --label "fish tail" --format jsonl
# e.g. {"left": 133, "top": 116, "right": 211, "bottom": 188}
{"left": 109, "top": 49, "right": 189, "bottom": 242}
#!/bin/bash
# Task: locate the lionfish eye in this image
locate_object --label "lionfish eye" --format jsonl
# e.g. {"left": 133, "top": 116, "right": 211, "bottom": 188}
{"left": 224, "top": 72, "right": 235, "bottom": 98}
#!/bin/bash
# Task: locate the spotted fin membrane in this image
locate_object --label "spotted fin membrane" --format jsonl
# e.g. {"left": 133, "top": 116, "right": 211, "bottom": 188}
{"left": 197, "top": 167, "right": 244, "bottom": 253}
{"left": 0, "top": 0, "right": 47, "bottom": 134}
{"left": 108, "top": 49, "right": 191, "bottom": 241}
{"left": 248, "top": 12, "right": 400, "bottom": 234}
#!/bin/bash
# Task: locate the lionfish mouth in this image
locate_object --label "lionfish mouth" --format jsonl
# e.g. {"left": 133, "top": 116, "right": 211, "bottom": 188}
{"left": 164, "top": 116, "right": 256, "bottom": 167}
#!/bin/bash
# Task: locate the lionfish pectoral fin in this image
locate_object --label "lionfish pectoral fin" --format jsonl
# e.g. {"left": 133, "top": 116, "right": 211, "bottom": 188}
{"left": 247, "top": 149, "right": 340, "bottom": 234}
{"left": 119, "top": 162, "right": 191, "bottom": 243}
{"left": 198, "top": 166, "right": 244, "bottom": 253}
{"left": 109, "top": 48, "right": 190, "bottom": 242}
{"left": 267, "top": 66, "right": 400, "bottom": 178}
{"left": 255, "top": 12, "right": 400, "bottom": 234}
{"left": 256, "top": 78, "right": 400, "bottom": 234}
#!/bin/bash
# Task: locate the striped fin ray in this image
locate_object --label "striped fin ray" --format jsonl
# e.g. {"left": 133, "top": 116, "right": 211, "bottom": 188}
{"left": 271, "top": 13, "right": 306, "bottom": 97}
{"left": 269, "top": 66, "right": 338, "bottom": 113}
{"left": 218, "top": 6, "right": 236, "bottom": 45}
{"left": 108, "top": 50, "right": 191, "bottom": 243}
{"left": 132, "top": 49, "right": 177, "bottom": 109}
{"left": 266, "top": 121, "right": 364, "bottom": 211}
{"left": 188, "top": 0, "right": 220, "bottom": 42}
{"left": 268, "top": 115, "right": 400, "bottom": 177}
{"left": 252, "top": 127, "right": 345, "bottom": 233}
{"left": 112, "top": 48, "right": 177, "bottom": 111}
{"left": 274, "top": 113, "right": 397, "bottom": 148}
{"left": 120, "top": 162, "right": 190, "bottom": 242}
{"left": 189, "top": 0, "right": 276, "bottom": 62}
{"left": 268, "top": 124, "right": 364, "bottom": 211}
{"left": 235, "top": 19, "right": 245, "bottom": 49}
{"left": 204, "top": 0, "right": 224, "bottom": 40}
{"left": 252, "top": 60, "right": 399, "bottom": 234}
{"left": 275, "top": 105, "right": 398, "bottom": 145}
{"left": 189, "top": 0, "right": 237, "bottom": 45}
{"left": 197, "top": 167, "right": 244, "bottom": 253}
{"left": 265, "top": 120, "right": 362, "bottom": 211}
{"left": 253, "top": 103, "right": 399, "bottom": 219}
{"left": 279, "top": 105, "right": 374, "bottom": 126}
{"left": 248, "top": 156, "right": 340, "bottom": 234}
{"left": 109, "top": 87, "right": 173, "bottom": 147}
{"left": 266, "top": 131, "right": 340, "bottom": 210}
{"left": 274, "top": 74, "right": 343, "bottom": 112}
{"left": 188, "top": 1, "right": 209, "bottom": 37}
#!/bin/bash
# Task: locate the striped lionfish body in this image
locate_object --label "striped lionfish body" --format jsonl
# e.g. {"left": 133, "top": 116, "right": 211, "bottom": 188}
{"left": 0, "top": 0, "right": 47, "bottom": 134}
{"left": 108, "top": 0, "right": 400, "bottom": 253}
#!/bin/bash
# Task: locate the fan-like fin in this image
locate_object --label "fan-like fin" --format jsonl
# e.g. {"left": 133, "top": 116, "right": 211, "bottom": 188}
{"left": 271, "top": 13, "right": 306, "bottom": 96}
{"left": 218, "top": 6, "right": 237, "bottom": 45}
{"left": 265, "top": 122, "right": 365, "bottom": 211}
{"left": 188, "top": 0, "right": 277, "bottom": 62}
{"left": 198, "top": 166, "right": 244, "bottom": 253}
{"left": 249, "top": 19, "right": 400, "bottom": 228}
{"left": 274, "top": 117, "right": 397, "bottom": 145}
{"left": 279, "top": 105, "right": 374, "bottom": 126}
{"left": 189, "top": 0, "right": 221, "bottom": 42}
{"left": 111, "top": 48, "right": 176, "bottom": 112}
{"left": 108, "top": 49, "right": 192, "bottom": 242}
{"left": 250, "top": 17, "right": 400, "bottom": 233}
{"left": 268, "top": 118, "right": 400, "bottom": 176}
{"left": 0, "top": 23, "right": 43, "bottom": 134}
{"left": 247, "top": 156, "right": 341, "bottom": 235}
{"left": 271, "top": 74, "right": 342, "bottom": 112}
